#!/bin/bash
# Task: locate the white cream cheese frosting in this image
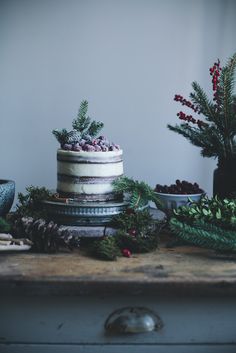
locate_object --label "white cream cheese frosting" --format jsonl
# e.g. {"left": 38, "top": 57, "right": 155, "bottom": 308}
{"left": 57, "top": 149, "right": 124, "bottom": 201}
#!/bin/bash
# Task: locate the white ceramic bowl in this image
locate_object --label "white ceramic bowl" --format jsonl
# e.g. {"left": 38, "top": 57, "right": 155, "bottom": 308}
{"left": 154, "top": 192, "right": 204, "bottom": 210}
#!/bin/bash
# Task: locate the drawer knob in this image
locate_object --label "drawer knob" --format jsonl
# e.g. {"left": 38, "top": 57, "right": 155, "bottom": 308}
{"left": 104, "top": 306, "right": 163, "bottom": 334}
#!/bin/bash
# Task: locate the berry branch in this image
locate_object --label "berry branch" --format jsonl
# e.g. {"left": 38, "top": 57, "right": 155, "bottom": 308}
{"left": 168, "top": 53, "right": 236, "bottom": 164}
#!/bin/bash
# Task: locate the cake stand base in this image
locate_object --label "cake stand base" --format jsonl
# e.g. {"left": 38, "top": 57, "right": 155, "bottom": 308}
{"left": 59, "top": 225, "right": 117, "bottom": 238}
{"left": 40, "top": 203, "right": 165, "bottom": 238}
{"left": 41, "top": 199, "right": 130, "bottom": 227}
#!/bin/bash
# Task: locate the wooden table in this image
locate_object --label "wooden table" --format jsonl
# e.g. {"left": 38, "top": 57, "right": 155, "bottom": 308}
{"left": 1, "top": 240, "right": 236, "bottom": 353}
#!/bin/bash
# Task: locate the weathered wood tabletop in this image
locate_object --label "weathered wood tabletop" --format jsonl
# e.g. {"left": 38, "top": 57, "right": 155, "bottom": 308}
{"left": 1, "top": 237, "right": 236, "bottom": 297}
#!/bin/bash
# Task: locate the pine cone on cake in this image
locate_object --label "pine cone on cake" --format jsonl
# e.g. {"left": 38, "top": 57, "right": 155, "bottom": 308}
{"left": 66, "top": 130, "right": 81, "bottom": 144}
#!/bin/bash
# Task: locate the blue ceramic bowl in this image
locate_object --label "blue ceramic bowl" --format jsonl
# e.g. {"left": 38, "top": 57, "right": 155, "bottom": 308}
{"left": 0, "top": 180, "right": 15, "bottom": 216}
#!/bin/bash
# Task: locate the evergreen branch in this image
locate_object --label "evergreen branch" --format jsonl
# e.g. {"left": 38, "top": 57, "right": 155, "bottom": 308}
{"left": 89, "top": 237, "right": 121, "bottom": 261}
{"left": 170, "top": 218, "right": 236, "bottom": 252}
{"left": 167, "top": 124, "right": 219, "bottom": 158}
{"left": 230, "top": 95, "right": 236, "bottom": 138}
{"left": 220, "top": 53, "right": 236, "bottom": 140}
{"left": 87, "top": 121, "right": 104, "bottom": 138}
{"left": 76, "top": 116, "right": 91, "bottom": 134}
{"left": 112, "top": 209, "right": 157, "bottom": 234}
{"left": 0, "top": 217, "right": 11, "bottom": 233}
{"left": 78, "top": 100, "right": 88, "bottom": 120}
{"left": 190, "top": 81, "right": 217, "bottom": 123}
{"left": 71, "top": 101, "right": 104, "bottom": 139}
{"left": 53, "top": 100, "right": 106, "bottom": 145}
{"left": 113, "top": 176, "right": 163, "bottom": 210}
{"left": 115, "top": 230, "right": 159, "bottom": 253}
{"left": 15, "top": 186, "right": 54, "bottom": 219}
{"left": 169, "top": 53, "right": 236, "bottom": 161}
{"left": 72, "top": 101, "right": 91, "bottom": 133}
{"left": 129, "top": 190, "right": 143, "bottom": 209}
{"left": 52, "top": 129, "right": 69, "bottom": 145}
{"left": 193, "top": 219, "right": 236, "bottom": 240}
{"left": 200, "top": 126, "right": 226, "bottom": 158}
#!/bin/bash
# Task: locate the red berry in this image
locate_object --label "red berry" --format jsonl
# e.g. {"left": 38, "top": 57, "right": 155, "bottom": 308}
{"left": 129, "top": 229, "right": 137, "bottom": 236}
{"left": 122, "top": 249, "right": 132, "bottom": 258}
{"left": 126, "top": 208, "right": 135, "bottom": 215}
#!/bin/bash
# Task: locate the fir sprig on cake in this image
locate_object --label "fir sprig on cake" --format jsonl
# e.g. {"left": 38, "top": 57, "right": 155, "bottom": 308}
{"left": 52, "top": 100, "right": 120, "bottom": 152}
{"left": 53, "top": 101, "right": 123, "bottom": 202}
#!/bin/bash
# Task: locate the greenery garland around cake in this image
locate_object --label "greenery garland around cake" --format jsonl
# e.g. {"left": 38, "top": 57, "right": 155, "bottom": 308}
{"left": 5, "top": 185, "right": 236, "bottom": 256}
{"left": 6, "top": 178, "right": 165, "bottom": 259}
{"left": 0, "top": 100, "right": 166, "bottom": 259}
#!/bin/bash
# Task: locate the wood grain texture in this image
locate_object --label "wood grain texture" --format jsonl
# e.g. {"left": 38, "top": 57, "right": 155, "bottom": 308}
{"left": 1, "top": 237, "right": 236, "bottom": 296}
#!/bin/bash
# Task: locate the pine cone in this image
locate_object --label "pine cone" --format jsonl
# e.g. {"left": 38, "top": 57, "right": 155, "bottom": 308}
{"left": 12, "top": 216, "right": 80, "bottom": 253}
{"left": 67, "top": 130, "right": 81, "bottom": 144}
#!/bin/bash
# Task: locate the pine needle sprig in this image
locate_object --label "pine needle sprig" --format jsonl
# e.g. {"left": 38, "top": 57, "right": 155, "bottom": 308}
{"left": 115, "top": 230, "right": 159, "bottom": 253}
{"left": 112, "top": 208, "right": 158, "bottom": 234}
{"left": 220, "top": 53, "right": 236, "bottom": 137}
{"left": 194, "top": 219, "right": 236, "bottom": 240}
{"left": 87, "top": 120, "right": 104, "bottom": 138}
{"left": 53, "top": 100, "right": 105, "bottom": 144}
{"left": 88, "top": 208, "right": 163, "bottom": 261}
{"left": 15, "top": 186, "right": 54, "bottom": 219}
{"left": 78, "top": 99, "right": 88, "bottom": 118}
{"left": 190, "top": 81, "right": 217, "bottom": 123}
{"left": 89, "top": 237, "right": 121, "bottom": 261}
{"left": 72, "top": 100, "right": 91, "bottom": 134}
{"left": 0, "top": 217, "right": 11, "bottom": 233}
{"left": 167, "top": 124, "right": 220, "bottom": 158}
{"left": 170, "top": 218, "right": 236, "bottom": 252}
{"left": 113, "top": 176, "right": 163, "bottom": 210}
{"left": 168, "top": 53, "right": 236, "bottom": 163}
{"left": 52, "top": 128, "right": 69, "bottom": 146}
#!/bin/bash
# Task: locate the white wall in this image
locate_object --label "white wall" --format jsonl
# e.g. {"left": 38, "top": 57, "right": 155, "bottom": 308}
{"left": 1, "top": 0, "right": 236, "bottom": 204}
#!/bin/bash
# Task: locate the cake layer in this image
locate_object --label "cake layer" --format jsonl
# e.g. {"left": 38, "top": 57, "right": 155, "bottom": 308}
{"left": 57, "top": 181, "right": 114, "bottom": 195}
{"left": 57, "top": 150, "right": 123, "bottom": 163}
{"left": 57, "top": 149, "right": 123, "bottom": 201}
{"left": 57, "top": 191, "right": 121, "bottom": 202}
{"left": 57, "top": 161, "right": 123, "bottom": 177}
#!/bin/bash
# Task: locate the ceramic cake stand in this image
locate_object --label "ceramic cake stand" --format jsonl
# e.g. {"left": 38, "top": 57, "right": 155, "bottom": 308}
{"left": 41, "top": 198, "right": 130, "bottom": 237}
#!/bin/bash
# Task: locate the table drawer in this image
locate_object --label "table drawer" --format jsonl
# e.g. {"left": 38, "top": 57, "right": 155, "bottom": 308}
{"left": 1, "top": 344, "right": 236, "bottom": 353}
{"left": 1, "top": 295, "right": 236, "bottom": 346}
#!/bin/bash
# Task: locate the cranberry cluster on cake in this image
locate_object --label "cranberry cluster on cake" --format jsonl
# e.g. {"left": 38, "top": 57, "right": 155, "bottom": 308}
{"left": 53, "top": 101, "right": 123, "bottom": 202}
{"left": 62, "top": 135, "right": 120, "bottom": 152}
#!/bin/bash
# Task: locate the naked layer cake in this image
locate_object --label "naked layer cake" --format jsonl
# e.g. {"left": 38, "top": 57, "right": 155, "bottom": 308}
{"left": 53, "top": 100, "right": 123, "bottom": 202}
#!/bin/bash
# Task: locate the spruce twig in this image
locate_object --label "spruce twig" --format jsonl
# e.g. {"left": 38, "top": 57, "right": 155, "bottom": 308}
{"left": 53, "top": 100, "right": 105, "bottom": 144}
{"left": 15, "top": 186, "right": 54, "bottom": 219}
{"left": 113, "top": 176, "right": 163, "bottom": 210}
{"left": 87, "top": 120, "right": 104, "bottom": 138}
{"left": 0, "top": 217, "right": 11, "bottom": 233}
{"left": 52, "top": 128, "right": 69, "bottom": 146}
{"left": 72, "top": 100, "right": 91, "bottom": 133}
{"left": 170, "top": 218, "right": 236, "bottom": 252}
{"left": 190, "top": 81, "right": 217, "bottom": 123}
{"left": 89, "top": 237, "right": 121, "bottom": 261}
{"left": 168, "top": 53, "right": 236, "bottom": 162}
